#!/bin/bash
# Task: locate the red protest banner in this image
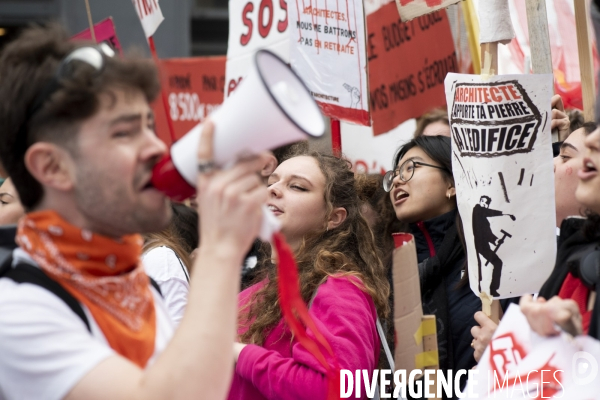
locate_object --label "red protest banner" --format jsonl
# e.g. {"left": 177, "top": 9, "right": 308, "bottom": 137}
{"left": 73, "top": 17, "right": 123, "bottom": 54}
{"left": 367, "top": 4, "right": 457, "bottom": 135}
{"left": 152, "top": 57, "right": 226, "bottom": 147}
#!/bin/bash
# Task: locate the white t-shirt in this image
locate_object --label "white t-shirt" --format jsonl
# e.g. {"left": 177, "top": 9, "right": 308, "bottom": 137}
{"left": 0, "top": 248, "right": 174, "bottom": 400}
{"left": 142, "top": 246, "right": 190, "bottom": 326}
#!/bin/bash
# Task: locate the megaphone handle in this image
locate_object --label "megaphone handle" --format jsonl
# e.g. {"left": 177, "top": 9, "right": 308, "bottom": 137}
{"left": 259, "top": 205, "right": 281, "bottom": 241}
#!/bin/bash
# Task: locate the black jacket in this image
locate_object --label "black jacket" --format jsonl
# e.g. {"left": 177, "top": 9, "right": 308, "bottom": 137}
{"left": 410, "top": 210, "right": 480, "bottom": 383}
{"left": 539, "top": 217, "right": 600, "bottom": 338}
{"left": 539, "top": 217, "right": 589, "bottom": 299}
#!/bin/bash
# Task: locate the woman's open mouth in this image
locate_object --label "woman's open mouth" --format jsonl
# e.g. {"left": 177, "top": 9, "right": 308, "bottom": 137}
{"left": 393, "top": 190, "right": 409, "bottom": 206}
{"left": 579, "top": 158, "right": 598, "bottom": 181}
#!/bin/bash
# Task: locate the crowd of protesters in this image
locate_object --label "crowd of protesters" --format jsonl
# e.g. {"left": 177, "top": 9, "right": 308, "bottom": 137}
{"left": 1, "top": 21, "right": 600, "bottom": 400}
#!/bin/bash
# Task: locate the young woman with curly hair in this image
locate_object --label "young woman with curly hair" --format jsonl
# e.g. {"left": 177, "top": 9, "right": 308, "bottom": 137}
{"left": 227, "top": 152, "right": 390, "bottom": 400}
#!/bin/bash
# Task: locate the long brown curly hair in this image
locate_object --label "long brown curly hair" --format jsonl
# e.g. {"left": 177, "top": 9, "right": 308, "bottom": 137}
{"left": 239, "top": 152, "right": 390, "bottom": 345}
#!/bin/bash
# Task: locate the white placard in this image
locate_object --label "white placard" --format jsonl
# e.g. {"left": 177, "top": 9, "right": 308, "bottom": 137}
{"left": 225, "top": 0, "right": 290, "bottom": 97}
{"left": 288, "top": 0, "right": 370, "bottom": 125}
{"left": 444, "top": 73, "right": 556, "bottom": 299}
{"left": 395, "top": 0, "right": 461, "bottom": 21}
{"left": 465, "top": 305, "right": 600, "bottom": 399}
{"left": 131, "top": 0, "right": 164, "bottom": 38}
{"left": 341, "top": 119, "right": 415, "bottom": 174}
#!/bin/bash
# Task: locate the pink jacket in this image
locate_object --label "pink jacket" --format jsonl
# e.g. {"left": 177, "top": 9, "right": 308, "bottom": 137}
{"left": 227, "top": 276, "right": 380, "bottom": 400}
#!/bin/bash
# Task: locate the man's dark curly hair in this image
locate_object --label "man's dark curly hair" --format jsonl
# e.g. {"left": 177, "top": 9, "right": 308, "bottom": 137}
{"left": 0, "top": 23, "right": 160, "bottom": 209}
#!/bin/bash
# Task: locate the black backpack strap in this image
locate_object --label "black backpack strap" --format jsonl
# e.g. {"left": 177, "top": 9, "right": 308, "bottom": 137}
{"left": 149, "top": 277, "right": 163, "bottom": 296}
{"left": 1, "top": 257, "right": 162, "bottom": 332}
{"left": 0, "top": 248, "right": 13, "bottom": 276}
{"left": 4, "top": 263, "right": 91, "bottom": 332}
{"left": 0, "top": 225, "right": 17, "bottom": 273}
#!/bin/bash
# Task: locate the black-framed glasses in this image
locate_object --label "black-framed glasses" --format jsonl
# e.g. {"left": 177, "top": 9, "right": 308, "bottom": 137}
{"left": 382, "top": 159, "right": 447, "bottom": 192}
{"left": 27, "top": 43, "right": 115, "bottom": 120}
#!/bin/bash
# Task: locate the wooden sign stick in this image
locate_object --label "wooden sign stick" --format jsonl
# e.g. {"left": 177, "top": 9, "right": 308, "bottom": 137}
{"left": 525, "top": 0, "right": 553, "bottom": 75}
{"left": 574, "top": 0, "right": 596, "bottom": 122}
{"left": 480, "top": 42, "right": 501, "bottom": 324}
{"left": 84, "top": 0, "right": 96, "bottom": 43}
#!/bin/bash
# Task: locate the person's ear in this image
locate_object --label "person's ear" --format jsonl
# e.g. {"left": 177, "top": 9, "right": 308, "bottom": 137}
{"left": 24, "top": 142, "right": 76, "bottom": 192}
{"left": 327, "top": 207, "right": 347, "bottom": 230}
{"left": 260, "top": 153, "right": 278, "bottom": 178}
{"left": 446, "top": 183, "right": 456, "bottom": 199}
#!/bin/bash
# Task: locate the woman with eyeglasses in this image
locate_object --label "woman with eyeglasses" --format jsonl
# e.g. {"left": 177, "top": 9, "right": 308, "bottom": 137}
{"left": 384, "top": 135, "right": 480, "bottom": 395}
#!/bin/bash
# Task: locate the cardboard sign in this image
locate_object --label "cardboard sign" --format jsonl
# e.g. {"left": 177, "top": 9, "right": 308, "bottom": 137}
{"left": 152, "top": 57, "right": 226, "bottom": 147}
{"left": 72, "top": 18, "right": 123, "bottom": 55}
{"left": 465, "top": 304, "right": 600, "bottom": 399}
{"left": 341, "top": 119, "right": 415, "bottom": 174}
{"left": 225, "top": 0, "right": 289, "bottom": 97}
{"left": 444, "top": 73, "right": 556, "bottom": 299}
{"left": 288, "top": 0, "right": 370, "bottom": 125}
{"left": 132, "top": 0, "right": 164, "bottom": 38}
{"left": 395, "top": 0, "right": 461, "bottom": 21}
{"left": 392, "top": 234, "right": 425, "bottom": 372}
{"left": 367, "top": 4, "right": 457, "bottom": 135}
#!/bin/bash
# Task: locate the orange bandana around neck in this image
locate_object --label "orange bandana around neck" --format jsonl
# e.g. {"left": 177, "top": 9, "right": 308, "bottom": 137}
{"left": 16, "top": 210, "right": 156, "bottom": 368}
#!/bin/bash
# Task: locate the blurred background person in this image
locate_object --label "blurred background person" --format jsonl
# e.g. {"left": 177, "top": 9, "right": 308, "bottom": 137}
{"left": 143, "top": 203, "right": 198, "bottom": 325}
{"left": 554, "top": 122, "right": 595, "bottom": 229}
{"left": 521, "top": 125, "right": 600, "bottom": 338}
{"left": 413, "top": 108, "right": 450, "bottom": 138}
{"left": 0, "top": 178, "right": 25, "bottom": 226}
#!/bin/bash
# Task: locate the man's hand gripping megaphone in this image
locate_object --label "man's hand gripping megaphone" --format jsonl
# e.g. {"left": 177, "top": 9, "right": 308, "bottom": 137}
{"left": 195, "top": 119, "right": 275, "bottom": 253}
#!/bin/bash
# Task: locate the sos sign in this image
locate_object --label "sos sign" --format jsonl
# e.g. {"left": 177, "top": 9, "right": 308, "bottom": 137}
{"left": 226, "top": 0, "right": 290, "bottom": 97}
{"left": 239, "top": 0, "right": 288, "bottom": 46}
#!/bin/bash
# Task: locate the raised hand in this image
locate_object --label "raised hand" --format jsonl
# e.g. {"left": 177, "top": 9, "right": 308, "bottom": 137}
{"left": 520, "top": 294, "right": 582, "bottom": 337}
{"left": 551, "top": 94, "right": 570, "bottom": 141}
{"left": 470, "top": 311, "right": 498, "bottom": 362}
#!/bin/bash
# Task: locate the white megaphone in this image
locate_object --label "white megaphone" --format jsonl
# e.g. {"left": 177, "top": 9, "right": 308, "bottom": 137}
{"left": 152, "top": 49, "right": 325, "bottom": 240}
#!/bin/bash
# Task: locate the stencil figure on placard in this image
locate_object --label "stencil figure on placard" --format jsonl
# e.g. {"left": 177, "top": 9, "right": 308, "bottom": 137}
{"left": 472, "top": 195, "right": 516, "bottom": 296}
{"left": 343, "top": 83, "right": 360, "bottom": 108}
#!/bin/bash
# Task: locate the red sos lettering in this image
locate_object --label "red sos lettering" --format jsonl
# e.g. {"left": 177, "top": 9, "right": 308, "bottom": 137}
{"left": 240, "top": 0, "right": 288, "bottom": 46}
{"left": 228, "top": 77, "right": 244, "bottom": 96}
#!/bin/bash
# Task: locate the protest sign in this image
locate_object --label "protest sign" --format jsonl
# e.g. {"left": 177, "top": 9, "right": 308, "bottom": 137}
{"left": 341, "top": 119, "right": 415, "bottom": 174}
{"left": 132, "top": 0, "right": 164, "bottom": 38}
{"left": 152, "top": 57, "right": 226, "bottom": 147}
{"left": 444, "top": 73, "right": 556, "bottom": 299}
{"left": 465, "top": 304, "right": 600, "bottom": 399}
{"left": 288, "top": 0, "right": 370, "bottom": 125}
{"left": 73, "top": 18, "right": 123, "bottom": 55}
{"left": 392, "top": 234, "right": 425, "bottom": 372}
{"left": 363, "top": 0, "right": 394, "bottom": 15}
{"left": 395, "top": 0, "right": 461, "bottom": 21}
{"left": 367, "top": 4, "right": 457, "bottom": 135}
{"left": 225, "top": 0, "right": 289, "bottom": 97}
